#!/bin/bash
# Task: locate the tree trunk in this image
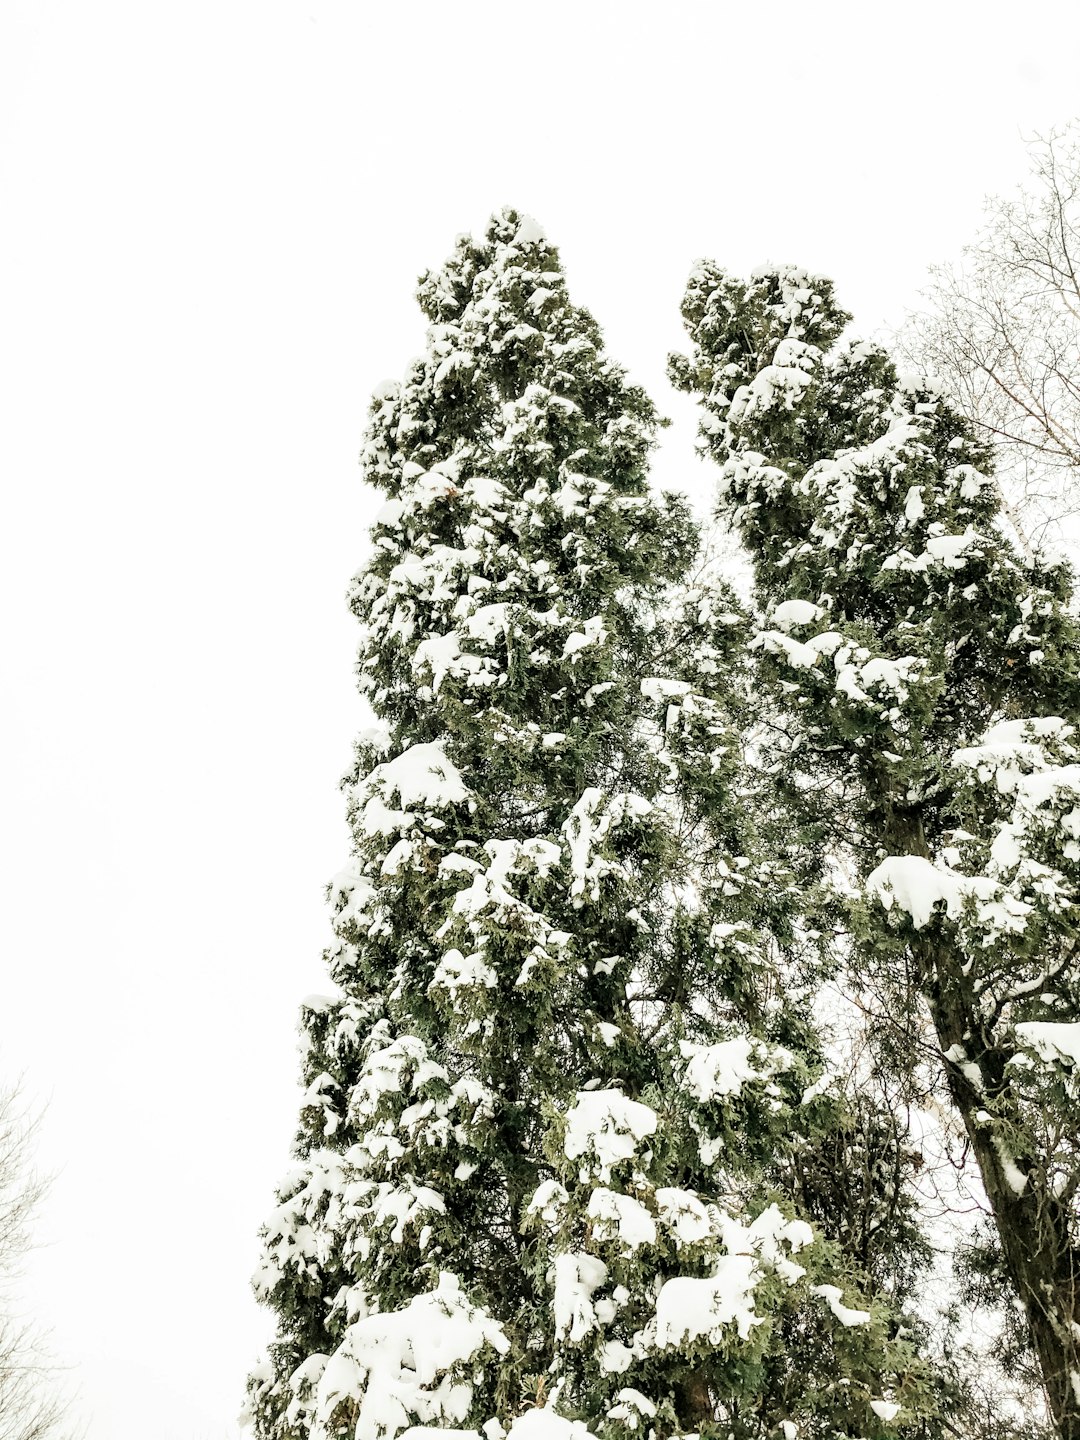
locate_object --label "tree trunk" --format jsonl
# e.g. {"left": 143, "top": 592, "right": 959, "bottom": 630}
{"left": 674, "top": 1371, "right": 714, "bottom": 1431}
{"left": 886, "top": 812, "right": 1080, "bottom": 1440}
{"left": 922, "top": 942, "right": 1080, "bottom": 1440}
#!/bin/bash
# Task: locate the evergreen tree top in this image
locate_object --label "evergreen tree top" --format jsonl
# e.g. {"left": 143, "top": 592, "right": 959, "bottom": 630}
{"left": 363, "top": 207, "right": 661, "bottom": 505}
{"left": 671, "top": 262, "right": 1080, "bottom": 792}
{"left": 352, "top": 207, "right": 694, "bottom": 773}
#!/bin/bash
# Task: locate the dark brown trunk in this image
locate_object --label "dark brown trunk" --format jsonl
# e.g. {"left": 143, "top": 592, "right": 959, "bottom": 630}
{"left": 884, "top": 812, "right": 1080, "bottom": 1440}
{"left": 674, "top": 1372, "right": 714, "bottom": 1431}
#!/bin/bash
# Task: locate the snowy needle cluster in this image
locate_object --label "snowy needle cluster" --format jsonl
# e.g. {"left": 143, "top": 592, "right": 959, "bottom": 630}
{"left": 245, "top": 213, "right": 1080, "bottom": 1440}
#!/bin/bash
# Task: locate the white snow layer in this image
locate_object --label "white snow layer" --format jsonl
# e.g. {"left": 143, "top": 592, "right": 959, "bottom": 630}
{"left": 812, "top": 1284, "right": 871, "bottom": 1326}
{"left": 355, "top": 743, "right": 470, "bottom": 835}
{"left": 870, "top": 1401, "right": 902, "bottom": 1422}
{"left": 309, "top": 1273, "right": 508, "bottom": 1440}
{"left": 881, "top": 528, "right": 985, "bottom": 573}
{"left": 552, "top": 1251, "right": 609, "bottom": 1342}
{"left": 640, "top": 677, "right": 694, "bottom": 702}
{"left": 654, "top": 1205, "right": 812, "bottom": 1346}
{"left": 563, "top": 1089, "right": 658, "bottom": 1179}
{"left": 679, "top": 1036, "right": 783, "bottom": 1101}
{"left": 771, "top": 599, "right": 824, "bottom": 631}
{"left": 563, "top": 789, "right": 652, "bottom": 902}
{"left": 606, "top": 1389, "right": 657, "bottom": 1428}
{"left": 953, "top": 716, "right": 1072, "bottom": 792}
{"left": 654, "top": 1257, "right": 761, "bottom": 1343}
{"left": 513, "top": 215, "right": 547, "bottom": 247}
{"left": 751, "top": 628, "right": 922, "bottom": 708}
{"left": 503, "top": 1411, "right": 594, "bottom": 1440}
{"left": 1015, "top": 1021, "right": 1080, "bottom": 1066}
{"left": 587, "top": 1187, "right": 658, "bottom": 1250}
{"left": 562, "top": 615, "right": 608, "bottom": 661}
{"left": 865, "top": 855, "right": 971, "bottom": 929}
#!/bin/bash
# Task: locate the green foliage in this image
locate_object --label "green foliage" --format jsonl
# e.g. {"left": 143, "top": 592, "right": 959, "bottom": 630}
{"left": 248, "top": 226, "right": 955, "bottom": 1440}
{"left": 672, "top": 259, "right": 1080, "bottom": 1440}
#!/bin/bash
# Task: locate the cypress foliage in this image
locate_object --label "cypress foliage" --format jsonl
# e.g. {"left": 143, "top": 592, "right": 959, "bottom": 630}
{"left": 671, "top": 263, "right": 1080, "bottom": 1440}
{"left": 246, "top": 220, "right": 938, "bottom": 1440}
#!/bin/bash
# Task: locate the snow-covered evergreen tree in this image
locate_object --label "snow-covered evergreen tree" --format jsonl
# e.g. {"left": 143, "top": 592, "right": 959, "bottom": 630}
{"left": 246, "top": 217, "right": 937, "bottom": 1440}
{"left": 671, "top": 263, "right": 1080, "bottom": 1440}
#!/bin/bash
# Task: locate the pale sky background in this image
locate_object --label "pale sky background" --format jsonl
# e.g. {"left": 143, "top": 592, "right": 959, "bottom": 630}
{"left": 2, "top": 3, "right": 1080, "bottom": 1438}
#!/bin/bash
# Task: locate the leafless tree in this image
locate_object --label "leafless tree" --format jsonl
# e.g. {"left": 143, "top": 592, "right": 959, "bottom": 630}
{"left": 0, "top": 1082, "right": 70, "bottom": 1440}
{"left": 902, "top": 125, "right": 1080, "bottom": 554}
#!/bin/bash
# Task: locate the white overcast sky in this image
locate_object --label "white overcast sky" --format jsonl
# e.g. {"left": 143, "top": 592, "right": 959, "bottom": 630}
{"left": 2, "top": 3, "right": 1080, "bottom": 1438}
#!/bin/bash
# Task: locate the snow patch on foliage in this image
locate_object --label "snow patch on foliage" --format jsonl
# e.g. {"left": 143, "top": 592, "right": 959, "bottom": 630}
{"left": 254, "top": 1151, "right": 349, "bottom": 1296}
{"left": 655, "top": 1187, "right": 715, "bottom": 1247}
{"left": 563, "top": 789, "right": 652, "bottom": 902}
{"left": 512, "top": 215, "right": 547, "bottom": 247}
{"left": 503, "top": 1410, "right": 594, "bottom": 1440}
{"left": 1008, "top": 767, "right": 1080, "bottom": 867}
{"left": 992, "top": 1136, "right": 1029, "bottom": 1195}
{"left": 954, "top": 717, "right": 1072, "bottom": 793}
{"left": 751, "top": 628, "right": 842, "bottom": 670}
{"left": 329, "top": 864, "right": 378, "bottom": 935}
{"left": 903, "top": 485, "right": 925, "bottom": 523}
{"left": 752, "top": 628, "right": 922, "bottom": 709}
{"left": 679, "top": 1036, "right": 792, "bottom": 1101}
{"left": 868, "top": 853, "right": 1033, "bottom": 941}
{"left": 728, "top": 338, "right": 817, "bottom": 423}
{"left": 870, "top": 1401, "right": 902, "bottom": 1422}
{"left": 564, "top": 1090, "right": 658, "bottom": 1179}
{"left": 850, "top": 654, "right": 922, "bottom": 699}
{"left": 641, "top": 676, "right": 694, "bottom": 701}
{"left": 606, "top": 1389, "right": 657, "bottom": 1428}
{"left": 397, "top": 1430, "right": 477, "bottom": 1440}
{"left": 653, "top": 1205, "right": 812, "bottom": 1347}
{"left": 771, "top": 599, "right": 824, "bottom": 631}
{"left": 951, "top": 718, "right": 1080, "bottom": 899}
{"left": 352, "top": 1035, "right": 434, "bottom": 1117}
{"left": 355, "top": 744, "right": 470, "bottom": 836}
{"left": 430, "top": 948, "right": 497, "bottom": 995}
{"left": 812, "top": 1284, "right": 871, "bottom": 1326}
{"left": 654, "top": 1257, "right": 761, "bottom": 1343}
{"left": 412, "top": 632, "right": 465, "bottom": 693}
{"left": 866, "top": 855, "right": 971, "bottom": 929}
{"left": 805, "top": 418, "right": 922, "bottom": 530}
{"left": 587, "top": 1187, "right": 658, "bottom": 1250}
{"left": 437, "top": 838, "right": 568, "bottom": 992}
{"left": 562, "top": 615, "right": 608, "bottom": 660}
{"left": 1015, "top": 1022, "right": 1080, "bottom": 1067}
{"left": 366, "top": 1179, "right": 446, "bottom": 1245}
{"left": 882, "top": 528, "right": 984, "bottom": 573}
{"left": 553, "top": 1251, "right": 609, "bottom": 1341}
{"left": 309, "top": 1273, "right": 509, "bottom": 1440}
{"left": 526, "top": 1179, "right": 569, "bottom": 1228}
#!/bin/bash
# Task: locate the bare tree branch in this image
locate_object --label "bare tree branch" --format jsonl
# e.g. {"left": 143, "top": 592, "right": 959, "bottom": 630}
{"left": 0, "top": 1082, "right": 73, "bottom": 1440}
{"left": 901, "top": 125, "right": 1080, "bottom": 553}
